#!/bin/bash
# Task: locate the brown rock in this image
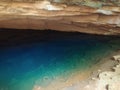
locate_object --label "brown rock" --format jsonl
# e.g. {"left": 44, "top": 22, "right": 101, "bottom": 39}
{"left": 0, "top": 1, "right": 120, "bottom": 35}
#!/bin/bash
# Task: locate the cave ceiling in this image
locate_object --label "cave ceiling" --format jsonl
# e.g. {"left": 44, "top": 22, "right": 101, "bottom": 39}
{"left": 1, "top": 0, "right": 120, "bottom": 8}
{"left": 0, "top": 0, "right": 120, "bottom": 35}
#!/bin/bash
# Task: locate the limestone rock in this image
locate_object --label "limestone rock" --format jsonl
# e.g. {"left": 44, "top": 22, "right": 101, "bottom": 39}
{"left": 0, "top": 1, "right": 120, "bottom": 35}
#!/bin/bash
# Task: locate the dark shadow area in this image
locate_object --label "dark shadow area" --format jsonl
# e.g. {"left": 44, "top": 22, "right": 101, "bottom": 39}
{"left": 0, "top": 28, "right": 120, "bottom": 47}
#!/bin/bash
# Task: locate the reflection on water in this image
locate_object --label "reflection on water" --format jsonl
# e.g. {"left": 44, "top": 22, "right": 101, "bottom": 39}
{"left": 0, "top": 29, "right": 120, "bottom": 90}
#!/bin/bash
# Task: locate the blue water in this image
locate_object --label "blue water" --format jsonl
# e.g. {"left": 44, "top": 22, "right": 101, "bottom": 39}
{"left": 0, "top": 30, "right": 120, "bottom": 90}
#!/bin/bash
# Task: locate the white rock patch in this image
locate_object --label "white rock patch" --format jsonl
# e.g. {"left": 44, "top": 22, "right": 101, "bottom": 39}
{"left": 96, "top": 9, "right": 113, "bottom": 15}
{"left": 34, "top": 1, "right": 63, "bottom": 11}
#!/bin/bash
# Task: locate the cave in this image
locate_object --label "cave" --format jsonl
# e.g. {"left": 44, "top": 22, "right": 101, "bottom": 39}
{"left": 0, "top": 0, "right": 120, "bottom": 90}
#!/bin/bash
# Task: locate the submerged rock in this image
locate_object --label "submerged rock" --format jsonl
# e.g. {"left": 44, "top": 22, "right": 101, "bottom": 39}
{"left": 113, "top": 55, "right": 120, "bottom": 62}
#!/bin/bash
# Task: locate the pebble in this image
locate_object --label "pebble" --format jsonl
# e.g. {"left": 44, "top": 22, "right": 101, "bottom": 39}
{"left": 98, "top": 69, "right": 101, "bottom": 72}
{"left": 113, "top": 55, "right": 120, "bottom": 61}
{"left": 91, "top": 77, "right": 96, "bottom": 80}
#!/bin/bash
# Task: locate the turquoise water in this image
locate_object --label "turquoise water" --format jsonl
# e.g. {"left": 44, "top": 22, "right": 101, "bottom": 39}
{"left": 0, "top": 30, "right": 120, "bottom": 90}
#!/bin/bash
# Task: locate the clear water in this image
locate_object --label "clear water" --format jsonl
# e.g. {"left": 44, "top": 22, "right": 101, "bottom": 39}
{"left": 0, "top": 30, "right": 120, "bottom": 90}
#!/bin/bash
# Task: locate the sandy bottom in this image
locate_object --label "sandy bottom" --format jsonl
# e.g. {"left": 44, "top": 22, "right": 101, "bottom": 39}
{"left": 33, "top": 69, "right": 92, "bottom": 90}
{"left": 32, "top": 50, "right": 120, "bottom": 90}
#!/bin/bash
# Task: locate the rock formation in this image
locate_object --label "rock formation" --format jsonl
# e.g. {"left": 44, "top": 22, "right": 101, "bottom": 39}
{"left": 0, "top": 0, "right": 120, "bottom": 35}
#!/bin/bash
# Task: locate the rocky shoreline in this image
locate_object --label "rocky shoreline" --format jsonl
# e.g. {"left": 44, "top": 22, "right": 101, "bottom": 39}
{"left": 62, "top": 51, "right": 120, "bottom": 90}
{"left": 85, "top": 52, "right": 120, "bottom": 90}
{"left": 64, "top": 51, "right": 120, "bottom": 90}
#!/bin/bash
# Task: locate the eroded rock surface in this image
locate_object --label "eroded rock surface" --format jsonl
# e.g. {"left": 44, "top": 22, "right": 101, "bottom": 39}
{"left": 0, "top": 1, "right": 120, "bottom": 35}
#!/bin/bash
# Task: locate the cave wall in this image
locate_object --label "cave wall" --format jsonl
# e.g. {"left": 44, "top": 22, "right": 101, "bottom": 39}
{"left": 0, "top": 0, "right": 120, "bottom": 35}
{"left": 0, "top": 0, "right": 120, "bottom": 8}
{"left": 1, "top": 0, "right": 120, "bottom": 5}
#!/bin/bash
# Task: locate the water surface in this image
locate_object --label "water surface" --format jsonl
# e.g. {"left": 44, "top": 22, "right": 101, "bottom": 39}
{"left": 0, "top": 30, "right": 120, "bottom": 90}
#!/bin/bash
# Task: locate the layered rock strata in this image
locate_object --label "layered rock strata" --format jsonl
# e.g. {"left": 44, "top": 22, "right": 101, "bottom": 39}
{"left": 0, "top": 1, "right": 120, "bottom": 35}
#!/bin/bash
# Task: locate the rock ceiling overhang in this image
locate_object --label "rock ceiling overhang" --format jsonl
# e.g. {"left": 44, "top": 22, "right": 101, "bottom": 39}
{"left": 0, "top": 1, "right": 120, "bottom": 35}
